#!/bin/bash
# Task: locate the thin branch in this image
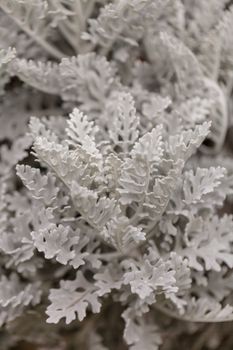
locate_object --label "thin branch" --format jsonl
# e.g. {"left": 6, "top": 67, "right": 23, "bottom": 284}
{"left": 154, "top": 303, "right": 233, "bottom": 323}
{"left": 0, "top": 6, "right": 65, "bottom": 59}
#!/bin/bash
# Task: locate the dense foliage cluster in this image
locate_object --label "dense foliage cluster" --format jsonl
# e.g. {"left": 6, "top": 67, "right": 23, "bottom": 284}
{"left": 1, "top": 1, "right": 233, "bottom": 349}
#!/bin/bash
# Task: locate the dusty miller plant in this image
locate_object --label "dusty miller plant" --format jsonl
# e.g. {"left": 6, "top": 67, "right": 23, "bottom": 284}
{"left": 1, "top": 1, "right": 233, "bottom": 349}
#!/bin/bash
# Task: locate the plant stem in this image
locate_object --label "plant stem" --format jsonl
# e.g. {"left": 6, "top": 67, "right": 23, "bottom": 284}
{"left": 1, "top": 6, "right": 65, "bottom": 59}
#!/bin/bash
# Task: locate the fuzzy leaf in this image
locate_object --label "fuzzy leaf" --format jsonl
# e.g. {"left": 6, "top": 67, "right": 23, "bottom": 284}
{"left": 108, "top": 92, "right": 139, "bottom": 153}
{"left": 46, "top": 271, "right": 101, "bottom": 324}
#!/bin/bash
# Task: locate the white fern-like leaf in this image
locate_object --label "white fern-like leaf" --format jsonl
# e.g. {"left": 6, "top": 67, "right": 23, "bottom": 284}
{"left": 46, "top": 271, "right": 101, "bottom": 324}
{"left": 183, "top": 166, "right": 226, "bottom": 205}
{"left": 66, "top": 108, "right": 101, "bottom": 159}
{"left": 10, "top": 58, "right": 61, "bottom": 94}
{"left": 108, "top": 92, "right": 139, "bottom": 153}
